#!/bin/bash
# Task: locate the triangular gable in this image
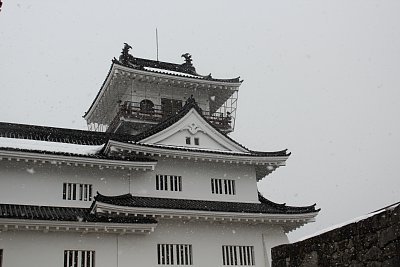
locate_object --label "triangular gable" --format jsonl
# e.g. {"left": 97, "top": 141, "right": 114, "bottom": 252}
{"left": 139, "top": 108, "right": 249, "bottom": 153}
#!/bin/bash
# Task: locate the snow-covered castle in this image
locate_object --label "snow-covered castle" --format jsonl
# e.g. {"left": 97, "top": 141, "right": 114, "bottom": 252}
{"left": 0, "top": 44, "right": 319, "bottom": 267}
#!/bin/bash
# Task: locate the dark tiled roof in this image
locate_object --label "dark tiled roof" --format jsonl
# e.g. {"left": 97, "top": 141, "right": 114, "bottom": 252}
{"left": 0, "top": 122, "right": 111, "bottom": 145}
{"left": 95, "top": 192, "right": 319, "bottom": 215}
{"left": 0, "top": 146, "right": 156, "bottom": 162}
{"left": 129, "top": 98, "right": 290, "bottom": 158}
{"left": 0, "top": 203, "right": 156, "bottom": 224}
{"left": 114, "top": 43, "right": 242, "bottom": 83}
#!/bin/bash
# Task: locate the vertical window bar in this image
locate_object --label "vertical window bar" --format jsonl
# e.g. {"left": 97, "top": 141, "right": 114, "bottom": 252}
{"left": 224, "top": 179, "right": 228, "bottom": 195}
{"left": 80, "top": 251, "right": 85, "bottom": 267}
{"left": 64, "top": 250, "right": 68, "bottom": 267}
{"left": 74, "top": 250, "right": 78, "bottom": 267}
{"left": 166, "top": 244, "right": 170, "bottom": 265}
{"left": 170, "top": 176, "right": 174, "bottom": 191}
{"left": 79, "top": 184, "right": 83, "bottom": 201}
{"left": 68, "top": 183, "right": 72, "bottom": 200}
{"left": 84, "top": 184, "right": 88, "bottom": 201}
{"left": 162, "top": 244, "right": 166, "bottom": 265}
{"left": 180, "top": 245, "right": 184, "bottom": 265}
{"left": 164, "top": 175, "right": 168, "bottom": 191}
{"left": 219, "top": 179, "right": 223, "bottom": 194}
{"left": 63, "top": 183, "right": 67, "bottom": 200}
{"left": 174, "top": 176, "right": 178, "bottom": 191}
{"left": 222, "top": 246, "right": 226, "bottom": 265}
{"left": 72, "top": 184, "right": 77, "bottom": 200}
{"left": 242, "top": 246, "right": 246, "bottom": 265}
{"left": 232, "top": 180, "right": 236, "bottom": 195}
{"left": 157, "top": 244, "right": 161, "bottom": 264}
{"left": 239, "top": 246, "right": 243, "bottom": 265}
{"left": 184, "top": 245, "right": 189, "bottom": 265}
{"left": 176, "top": 245, "right": 180, "bottom": 265}
{"left": 229, "top": 246, "right": 234, "bottom": 266}
{"left": 250, "top": 246, "right": 256, "bottom": 265}
{"left": 156, "top": 175, "right": 159, "bottom": 190}
{"left": 89, "top": 185, "right": 92, "bottom": 201}
{"left": 247, "top": 246, "right": 251, "bottom": 265}
{"left": 160, "top": 175, "right": 163, "bottom": 190}
{"left": 170, "top": 244, "right": 174, "bottom": 265}
{"left": 233, "top": 246, "right": 238, "bottom": 265}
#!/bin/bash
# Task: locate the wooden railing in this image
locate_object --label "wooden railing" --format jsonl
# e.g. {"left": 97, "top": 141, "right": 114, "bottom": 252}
{"left": 108, "top": 101, "right": 233, "bottom": 132}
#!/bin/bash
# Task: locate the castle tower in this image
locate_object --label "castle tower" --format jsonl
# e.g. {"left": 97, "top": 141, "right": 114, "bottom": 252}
{"left": 84, "top": 43, "right": 242, "bottom": 135}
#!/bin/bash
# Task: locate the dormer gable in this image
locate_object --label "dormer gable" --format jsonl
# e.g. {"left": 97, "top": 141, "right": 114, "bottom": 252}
{"left": 137, "top": 99, "right": 249, "bottom": 154}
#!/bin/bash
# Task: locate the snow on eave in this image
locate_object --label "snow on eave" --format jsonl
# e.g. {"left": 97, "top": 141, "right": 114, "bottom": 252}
{"left": 0, "top": 137, "right": 104, "bottom": 155}
{"left": 294, "top": 202, "right": 400, "bottom": 243}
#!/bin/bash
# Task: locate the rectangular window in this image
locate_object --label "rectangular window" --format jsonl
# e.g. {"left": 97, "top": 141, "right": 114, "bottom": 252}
{"left": 222, "top": 246, "right": 254, "bottom": 266}
{"left": 64, "top": 250, "right": 95, "bottom": 267}
{"left": 156, "top": 175, "right": 182, "bottom": 191}
{"left": 211, "top": 179, "right": 236, "bottom": 195}
{"left": 0, "top": 249, "right": 2, "bottom": 267}
{"left": 185, "top": 137, "right": 191, "bottom": 145}
{"left": 62, "top": 183, "right": 93, "bottom": 201}
{"left": 157, "top": 244, "right": 192, "bottom": 265}
{"left": 194, "top": 137, "right": 199, "bottom": 146}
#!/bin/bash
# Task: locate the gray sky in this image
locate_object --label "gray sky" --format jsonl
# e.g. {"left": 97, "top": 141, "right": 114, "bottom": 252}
{"left": 1, "top": 1, "right": 399, "bottom": 241}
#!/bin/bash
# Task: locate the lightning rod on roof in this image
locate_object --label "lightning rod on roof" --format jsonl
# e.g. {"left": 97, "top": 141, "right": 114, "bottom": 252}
{"left": 156, "top": 28, "right": 159, "bottom": 61}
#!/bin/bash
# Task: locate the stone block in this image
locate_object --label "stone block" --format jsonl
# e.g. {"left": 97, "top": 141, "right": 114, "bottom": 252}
{"left": 365, "top": 246, "right": 383, "bottom": 261}
{"left": 379, "top": 226, "right": 396, "bottom": 247}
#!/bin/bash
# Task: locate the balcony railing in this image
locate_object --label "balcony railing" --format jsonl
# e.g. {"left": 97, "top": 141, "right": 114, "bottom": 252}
{"left": 108, "top": 101, "right": 233, "bottom": 133}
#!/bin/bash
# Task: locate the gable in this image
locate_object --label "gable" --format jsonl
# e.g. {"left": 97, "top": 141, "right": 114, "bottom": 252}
{"left": 139, "top": 109, "right": 249, "bottom": 153}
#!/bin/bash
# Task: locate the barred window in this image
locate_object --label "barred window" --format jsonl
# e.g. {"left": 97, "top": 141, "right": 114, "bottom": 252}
{"left": 222, "top": 246, "right": 254, "bottom": 266}
{"left": 156, "top": 175, "right": 182, "bottom": 191}
{"left": 157, "top": 244, "right": 193, "bottom": 265}
{"left": 211, "top": 179, "right": 236, "bottom": 195}
{"left": 64, "top": 250, "right": 95, "bottom": 267}
{"left": 63, "top": 183, "right": 93, "bottom": 201}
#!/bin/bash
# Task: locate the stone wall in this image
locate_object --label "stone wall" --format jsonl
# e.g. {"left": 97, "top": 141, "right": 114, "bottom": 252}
{"left": 272, "top": 204, "right": 400, "bottom": 267}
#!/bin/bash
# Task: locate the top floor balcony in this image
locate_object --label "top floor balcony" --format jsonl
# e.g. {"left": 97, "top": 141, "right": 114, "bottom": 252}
{"left": 107, "top": 100, "right": 234, "bottom": 134}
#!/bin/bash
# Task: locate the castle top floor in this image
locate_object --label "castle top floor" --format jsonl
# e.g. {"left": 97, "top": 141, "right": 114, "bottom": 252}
{"left": 83, "top": 43, "right": 243, "bottom": 135}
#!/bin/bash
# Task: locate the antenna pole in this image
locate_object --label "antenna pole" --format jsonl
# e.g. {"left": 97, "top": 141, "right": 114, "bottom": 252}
{"left": 156, "top": 28, "right": 159, "bottom": 61}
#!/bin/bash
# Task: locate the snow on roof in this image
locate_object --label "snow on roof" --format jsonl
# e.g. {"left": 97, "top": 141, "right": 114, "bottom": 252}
{"left": 0, "top": 137, "right": 104, "bottom": 155}
{"left": 143, "top": 67, "right": 200, "bottom": 78}
{"left": 295, "top": 202, "right": 400, "bottom": 243}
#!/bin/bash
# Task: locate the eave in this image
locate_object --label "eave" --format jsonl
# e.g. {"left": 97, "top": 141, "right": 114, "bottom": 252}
{"left": 93, "top": 202, "right": 317, "bottom": 233}
{"left": 104, "top": 140, "right": 288, "bottom": 180}
{"left": 84, "top": 63, "right": 241, "bottom": 123}
{"left": 0, "top": 149, "right": 157, "bottom": 171}
{"left": 0, "top": 218, "right": 157, "bottom": 235}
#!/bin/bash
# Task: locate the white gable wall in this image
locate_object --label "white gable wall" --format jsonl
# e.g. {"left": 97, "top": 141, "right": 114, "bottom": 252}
{"left": 141, "top": 109, "right": 248, "bottom": 153}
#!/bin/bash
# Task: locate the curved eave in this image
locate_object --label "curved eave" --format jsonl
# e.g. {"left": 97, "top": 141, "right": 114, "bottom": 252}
{"left": 0, "top": 149, "right": 157, "bottom": 171}
{"left": 114, "top": 60, "right": 243, "bottom": 84}
{"left": 104, "top": 140, "right": 289, "bottom": 167}
{"left": 84, "top": 63, "right": 242, "bottom": 122}
{"left": 93, "top": 201, "right": 319, "bottom": 229}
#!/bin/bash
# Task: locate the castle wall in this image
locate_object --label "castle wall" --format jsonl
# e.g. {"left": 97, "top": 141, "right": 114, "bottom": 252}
{"left": 0, "top": 157, "right": 259, "bottom": 207}
{"left": 0, "top": 220, "right": 288, "bottom": 267}
{"left": 271, "top": 204, "right": 400, "bottom": 267}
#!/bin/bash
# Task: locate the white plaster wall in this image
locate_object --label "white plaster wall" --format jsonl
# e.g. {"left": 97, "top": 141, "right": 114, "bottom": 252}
{"left": 0, "top": 156, "right": 259, "bottom": 206}
{"left": 132, "top": 158, "right": 259, "bottom": 203}
{"left": 0, "top": 220, "right": 288, "bottom": 267}
{"left": 0, "top": 160, "right": 131, "bottom": 208}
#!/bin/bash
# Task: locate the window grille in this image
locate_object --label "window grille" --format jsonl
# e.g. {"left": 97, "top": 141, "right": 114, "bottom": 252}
{"left": 64, "top": 250, "right": 95, "bottom": 267}
{"left": 63, "top": 183, "right": 93, "bottom": 201}
{"left": 157, "top": 244, "right": 193, "bottom": 265}
{"left": 211, "top": 179, "right": 236, "bottom": 195}
{"left": 156, "top": 175, "right": 182, "bottom": 191}
{"left": 222, "top": 246, "right": 254, "bottom": 266}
